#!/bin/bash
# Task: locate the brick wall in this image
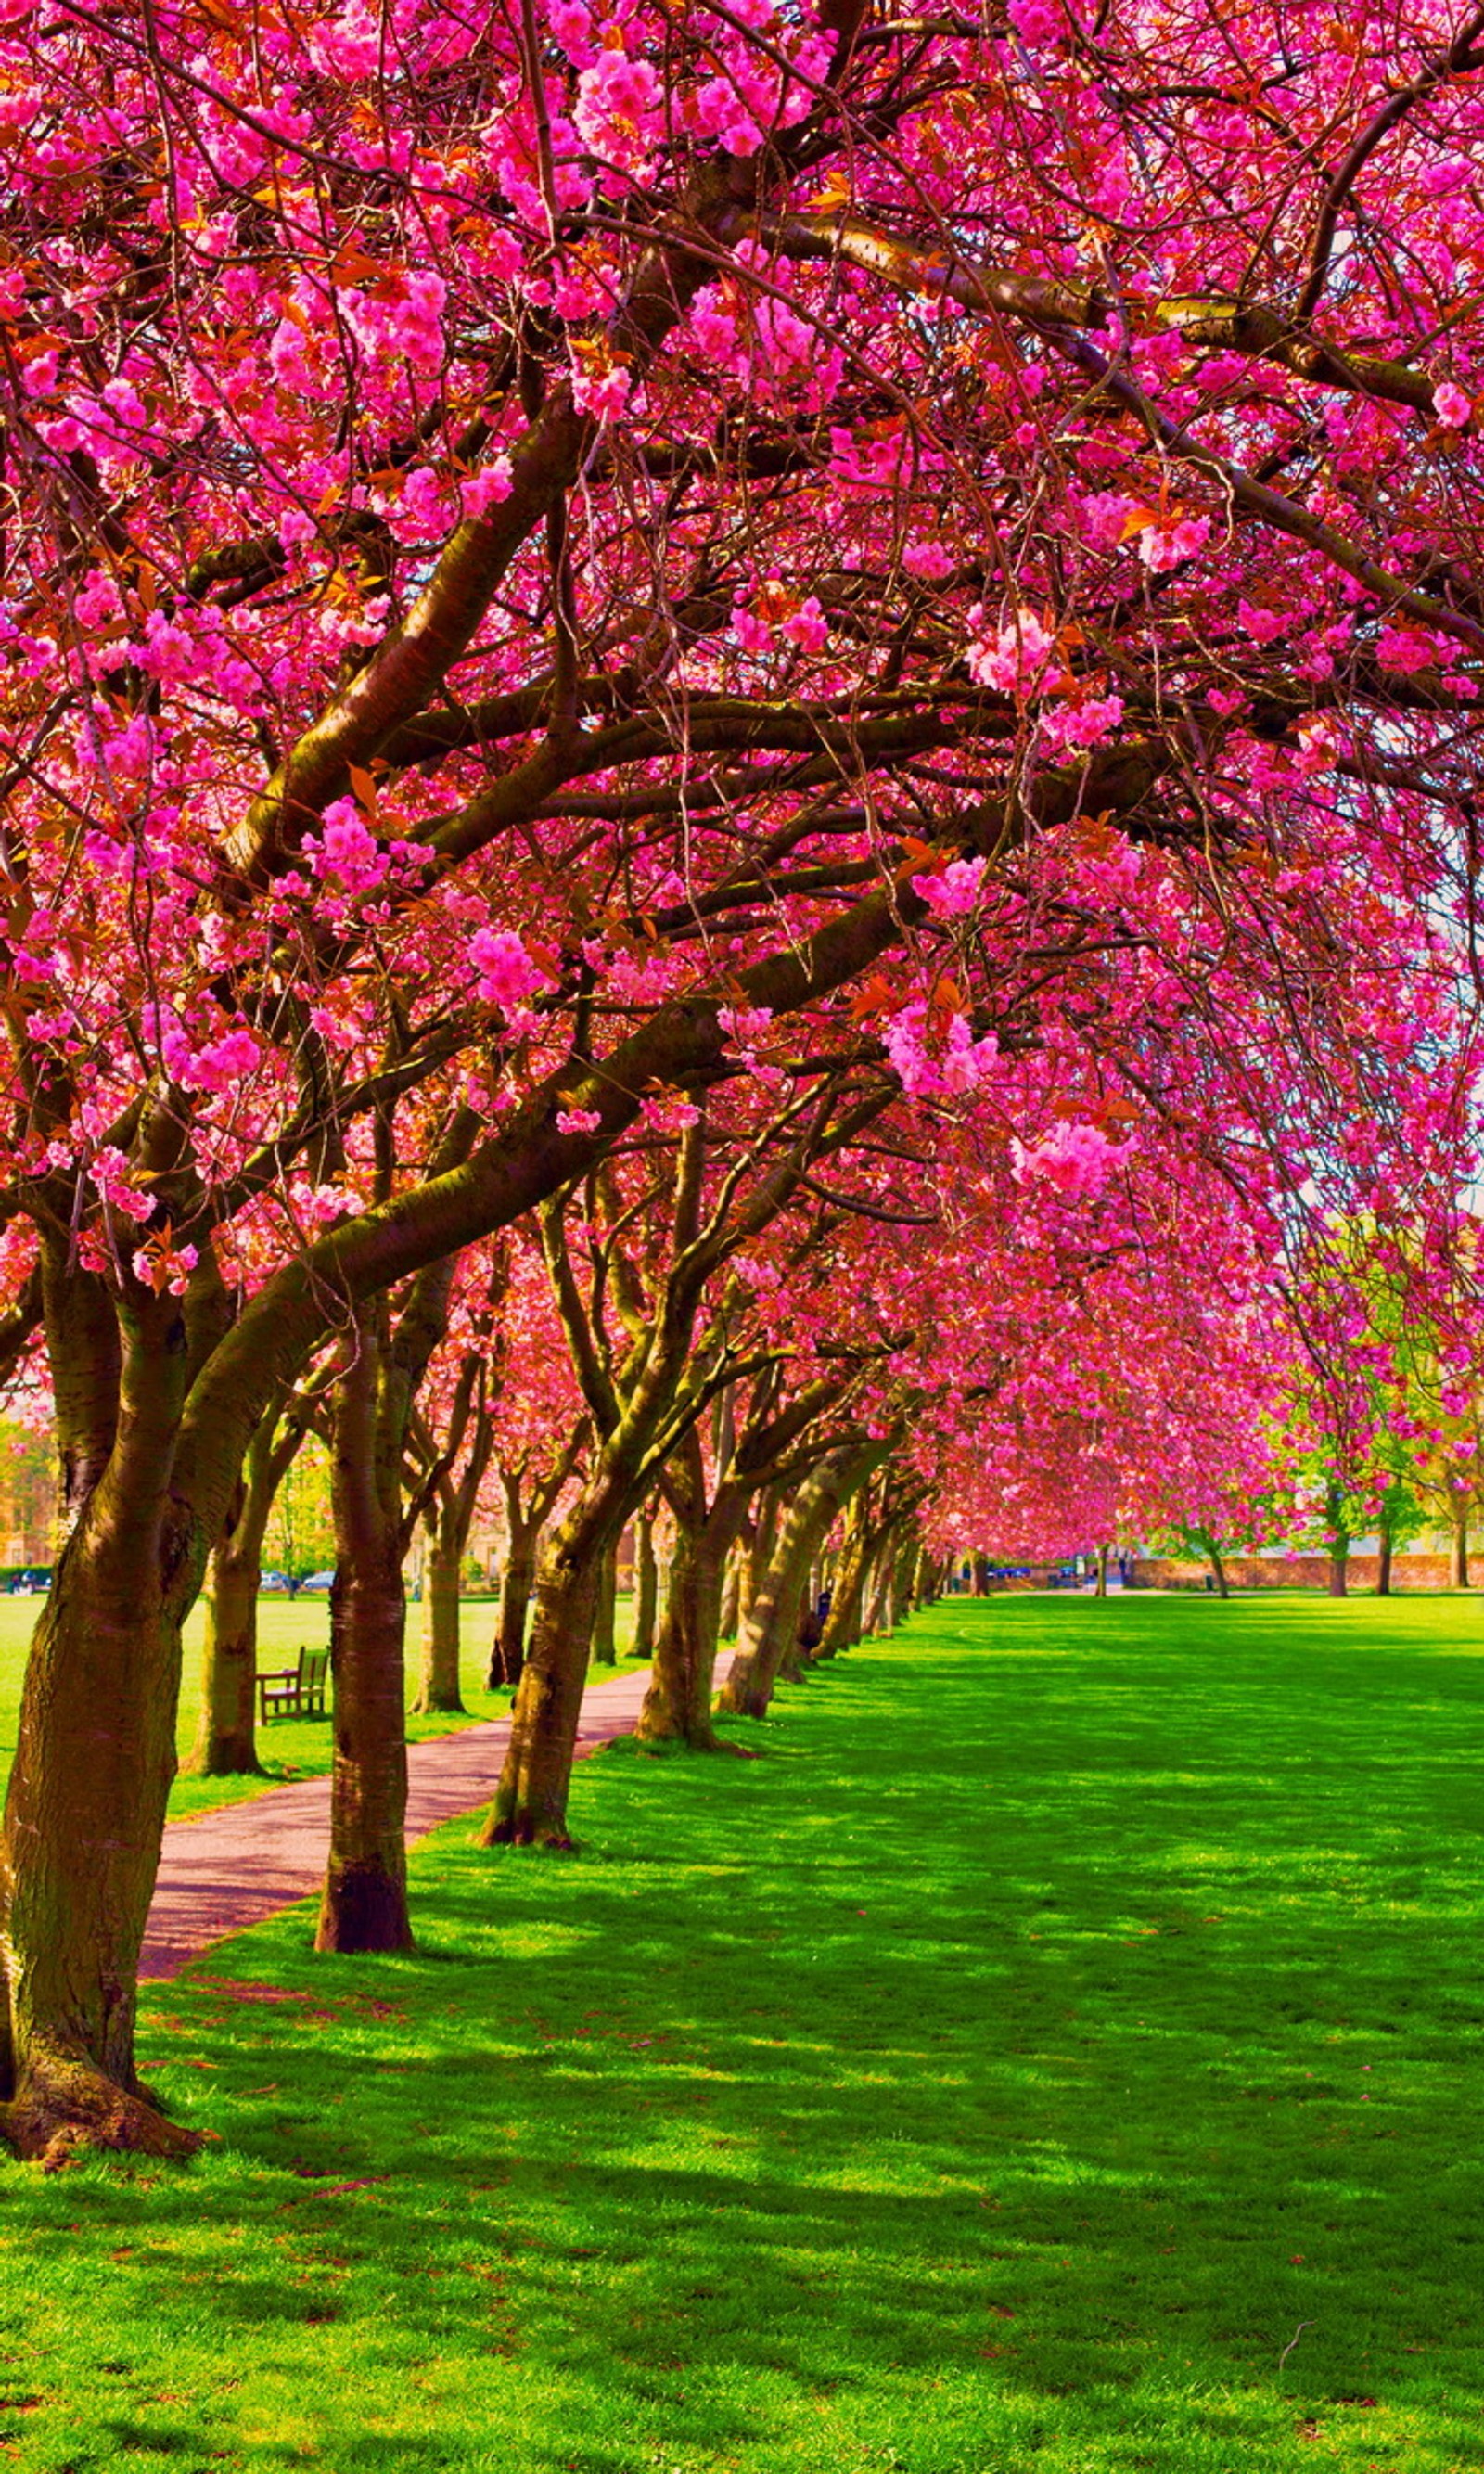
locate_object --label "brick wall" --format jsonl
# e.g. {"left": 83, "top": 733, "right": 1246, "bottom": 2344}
{"left": 1132, "top": 1553, "right": 1462, "bottom": 1591}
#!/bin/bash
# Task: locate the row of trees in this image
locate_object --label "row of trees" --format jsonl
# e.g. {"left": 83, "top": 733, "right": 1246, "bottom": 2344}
{"left": 3, "top": 0, "right": 1484, "bottom": 2161}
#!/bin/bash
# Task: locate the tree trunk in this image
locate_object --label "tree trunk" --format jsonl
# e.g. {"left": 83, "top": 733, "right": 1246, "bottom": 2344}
{"left": 719, "top": 1539, "right": 743, "bottom": 1641}
{"left": 636, "top": 1430, "right": 733, "bottom": 1747}
{"left": 317, "top": 1559, "right": 412, "bottom": 1952}
{"left": 1375, "top": 1510, "right": 1393, "bottom": 1596}
{"left": 818, "top": 1499, "right": 871, "bottom": 1658}
{"left": 632, "top": 1509, "right": 658, "bottom": 1661}
{"left": 1208, "top": 1541, "right": 1229, "bottom": 1600}
{"left": 191, "top": 1534, "right": 264, "bottom": 1776}
{"left": 317, "top": 1319, "right": 415, "bottom": 1955}
{"left": 480, "top": 1545, "right": 601, "bottom": 1848}
{"left": 316, "top": 1246, "right": 458, "bottom": 1956}
{"left": 491, "top": 1517, "right": 538, "bottom": 1687}
{"left": 1324, "top": 1479, "right": 1349, "bottom": 1599}
{"left": 189, "top": 1396, "right": 311, "bottom": 1775}
{"left": 1094, "top": 1542, "right": 1109, "bottom": 1598}
{"left": 413, "top": 1498, "right": 465, "bottom": 1714}
{"left": 864, "top": 1540, "right": 896, "bottom": 1635}
{"left": 721, "top": 1447, "right": 879, "bottom": 1718}
{"left": 1450, "top": 1506, "right": 1469, "bottom": 1589}
{"left": 0, "top": 1262, "right": 222, "bottom": 2161}
{"left": 591, "top": 1538, "right": 618, "bottom": 1665}
{"left": 744, "top": 1488, "right": 779, "bottom": 1627}
{"left": 0, "top": 1550, "right": 204, "bottom": 2162}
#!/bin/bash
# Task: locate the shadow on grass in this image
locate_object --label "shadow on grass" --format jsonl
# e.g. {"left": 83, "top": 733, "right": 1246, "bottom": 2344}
{"left": 1, "top": 1595, "right": 1482, "bottom": 2474}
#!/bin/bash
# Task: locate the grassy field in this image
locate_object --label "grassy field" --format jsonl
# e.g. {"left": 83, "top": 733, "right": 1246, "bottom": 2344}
{"left": 0, "top": 1592, "right": 648, "bottom": 1820}
{"left": 2, "top": 1593, "right": 1483, "bottom": 2473}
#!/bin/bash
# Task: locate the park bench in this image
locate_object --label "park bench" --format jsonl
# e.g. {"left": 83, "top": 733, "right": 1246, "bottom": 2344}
{"left": 257, "top": 1647, "right": 330, "bottom": 1724}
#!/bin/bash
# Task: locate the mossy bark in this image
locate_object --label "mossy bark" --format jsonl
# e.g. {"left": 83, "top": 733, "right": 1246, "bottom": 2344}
{"left": 637, "top": 1435, "right": 716, "bottom": 1744}
{"left": 488, "top": 1436, "right": 584, "bottom": 1689}
{"left": 591, "top": 1540, "right": 619, "bottom": 1666}
{"left": 192, "top": 1543, "right": 263, "bottom": 1777}
{"left": 413, "top": 1500, "right": 466, "bottom": 1714}
{"left": 317, "top": 1316, "right": 414, "bottom": 1953}
{"left": 631, "top": 1510, "right": 658, "bottom": 1661}
{"left": 1376, "top": 1511, "right": 1393, "bottom": 1596}
{"left": 491, "top": 1514, "right": 539, "bottom": 1687}
{"left": 480, "top": 1544, "right": 601, "bottom": 1848}
{"left": 189, "top": 1399, "right": 310, "bottom": 1775}
{"left": 0, "top": 1263, "right": 211, "bottom": 2159}
{"left": 318, "top": 1243, "right": 457, "bottom": 1954}
{"left": 637, "top": 1506, "right": 728, "bottom": 1744}
{"left": 817, "top": 1495, "right": 872, "bottom": 1658}
{"left": 1189, "top": 1529, "right": 1229, "bottom": 1599}
{"left": 718, "top": 1540, "right": 743, "bottom": 1642}
{"left": 721, "top": 1444, "right": 881, "bottom": 1718}
{"left": 1450, "top": 1506, "right": 1470, "bottom": 1588}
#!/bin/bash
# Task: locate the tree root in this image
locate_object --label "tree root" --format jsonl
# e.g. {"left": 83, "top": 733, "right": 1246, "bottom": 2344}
{"left": 0, "top": 2054, "right": 205, "bottom": 2170}
{"left": 480, "top": 1813, "right": 576, "bottom": 1850}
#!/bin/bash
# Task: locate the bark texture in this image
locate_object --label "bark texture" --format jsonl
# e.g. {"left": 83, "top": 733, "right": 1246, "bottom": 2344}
{"left": 317, "top": 1237, "right": 459, "bottom": 1954}
{"left": 1376, "top": 1514, "right": 1393, "bottom": 1596}
{"left": 414, "top": 1501, "right": 465, "bottom": 1714}
{"left": 190, "top": 1396, "right": 311, "bottom": 1775}
{"left": 0, "top": 1262, "right": 211, "bottom": 2157}
{"left": 631, "top": 1510, "right": 658, "bottom": 1661}
{"left": 720, "top": 1442, "right": 883, "bottom": 1718}
{"left": 591, "top": 1540, "right": 619, "bottom": 1665}
{"left": 317, "top": 1314, "right": 415, "bottom": 1954}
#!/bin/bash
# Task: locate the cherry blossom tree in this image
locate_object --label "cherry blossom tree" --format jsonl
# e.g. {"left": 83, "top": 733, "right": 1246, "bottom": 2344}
{"left": 3, "top": 0, "right": 1484, "bottom": 2159}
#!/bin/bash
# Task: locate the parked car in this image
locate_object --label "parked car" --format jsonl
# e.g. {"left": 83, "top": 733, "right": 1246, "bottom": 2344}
{"left": 299, "top": 1570, "right": 336, "bottom": 1592}
{"left": 6, "top": 1567, "right": 53, "bottom": 1595}
{"left": 260, "top": 1571, "right": 293, "bottom": 1593}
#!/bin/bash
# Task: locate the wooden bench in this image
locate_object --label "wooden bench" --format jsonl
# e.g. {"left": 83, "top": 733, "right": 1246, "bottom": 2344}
{"left": 257, "top": 1647, "right": 329, "bottom": 1724}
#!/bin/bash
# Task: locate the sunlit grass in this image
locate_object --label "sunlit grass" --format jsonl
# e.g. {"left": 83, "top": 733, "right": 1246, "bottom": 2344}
{"left": 1, "top": 1593, "right": 1481, "bottom": 2473}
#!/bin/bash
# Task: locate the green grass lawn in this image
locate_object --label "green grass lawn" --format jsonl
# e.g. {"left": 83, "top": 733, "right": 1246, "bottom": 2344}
{"left": 0, "top": 1593, "right": 650, "bottom": 1820}
{"left": 2, "top": 1593, "right": 1483, "bottom": 2473}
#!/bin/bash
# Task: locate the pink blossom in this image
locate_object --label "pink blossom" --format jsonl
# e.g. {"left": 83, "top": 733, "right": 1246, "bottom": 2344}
{"left": 781, "top": 595, "right": 828, "bottom": 653}
{"left": 1076, "top": 491, "right": 1139, "bottom": 552}
{"left": 310, "top": 801, "right": 390, "bottom": 892}
{"left": 570, "top": 359, "right": 632, "bottom": 422}
{"left": 718, "top": 1004, "right": 774, "bottom": 1044}
{"left": 1139, "top": 515, "right": 1209, "bottom": 571}
{"left": 692, "top": 76, "right": 766, "bottom": 154}
{"left": 462, "top": 457, "right": 515, "bottom": 519}
{"left": 1039, "top": 693, "right": 1124, "bottom": 755}
{"left": 885, "top": 1000, "right": 997, "bottom": 1098}
{"left": 1433, "top": 380, "right": 1473, "bottom": 430}
{"left": 132, "top": 1239, "right": 198, "bottom": 1297}
{"left": 556, "top": 1106, "right": 603, "bottom": 1134}
{"left": 549, "top": 0, "right": 595, "bottom": 63}
{"left": 1376, "top": 625, "right": 1439, "bottom": 675}
{"left": 911, "top": 856, "right": 986, "bottom": 917}
{"left": 469, "top": 927, "right": 551, "bottom": 1008}
{"left": 574, "top": 49, "right": 662, "bottom": 168}
{"left": 903, "top": 540, "right": 954, "bottom": 581}
{"left": 1238, "top": 598, "right": 1286, "bottom": 644}
{"left": 307, "top": 1, "right": 381, "bottom": 76}
{"left": 90, "top": 1146, "right": 154, "bottom": 1221}
{"left": 1008, "top": 0, "right": 1064, "bottom": 41}
{"left": 1012, "top": 1121, "right": 1127, "bottom": 1200}
{"left": 965, "top": 604, "right": 1060, "bottom": 697}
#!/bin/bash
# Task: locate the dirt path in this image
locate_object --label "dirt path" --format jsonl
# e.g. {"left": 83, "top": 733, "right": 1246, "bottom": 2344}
{"left": 143, "top": 1658, "right": 711, "bottom": 1980}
